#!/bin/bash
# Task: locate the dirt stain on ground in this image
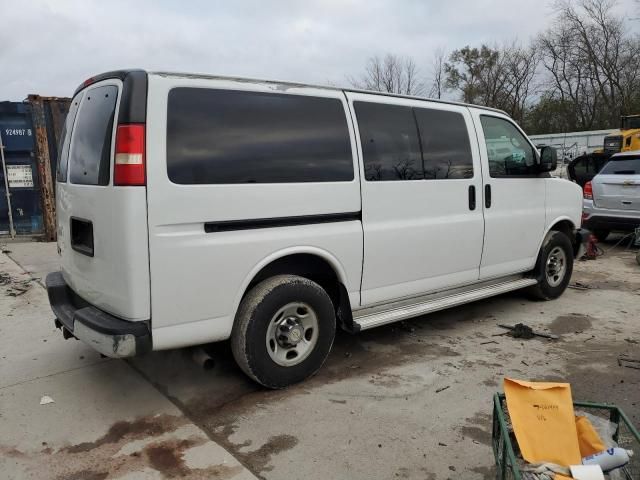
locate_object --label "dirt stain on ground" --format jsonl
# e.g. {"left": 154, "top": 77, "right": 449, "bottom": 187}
{"left": 458, "top": 412, "right": 492, "bottom": 446}
{"left": 548, "top": 314, "right": 594, "bottom": 335}
{"left": 482, "top": 378, "right": 499, "bottom": 387}
{"left": 179, "top": 384, "right": 300, "bottom": 476}
{"left": 2, "top": 413, "right": 245, "bottom": 480}
{"left": 572, "top": 270, "right": 640, "bottom": 293}
{"left": 61, "top": 413, "right": 187, "bottom": 454}
{"left": 0, "top": 446, "right": 25, "bottom": 458}
{"left": 63, "top": 470, "right": 109, "bottom": 480}
{"left": 394, "top": 466, "right": 436, "bottom": 479}
{"left": 471, "top": 465, "right": 496, "bottom": 479}
{"left": 145, "top": 438, "right": 200, "bottom": 477}
{"left": 235, "top": 434, "right": 298, "bottom": 474}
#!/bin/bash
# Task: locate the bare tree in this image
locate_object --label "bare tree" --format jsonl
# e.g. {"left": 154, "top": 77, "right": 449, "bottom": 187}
{"left": 442, "top": 43, "right": 540, "bottom": 124}
{"left": 427, "top": 47, "right": 447, "bottom": 99}
{"left": 349, "top": 54, "right": 425, "bottom": 95}
{"left": 347, "top": 0, "right": 640, "bottom": 134}
{"left": 444, "top": 45, "right": 508, "bottom": 106}
{"left": 501, "top": 43, "right": 540, "bottom": 123}
{"left": 538, "top": 0, "right": 640, "bottom": 129}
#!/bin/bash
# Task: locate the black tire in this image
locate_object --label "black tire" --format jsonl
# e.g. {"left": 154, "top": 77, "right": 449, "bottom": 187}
{"left": 231, "top": 275, "right": 336, "bottom": 389}
{"left": 593, "top": 229, "right": 610, "bottom": 242}
{"left": 527, "top": 231, "right": 574, "bottom": 300}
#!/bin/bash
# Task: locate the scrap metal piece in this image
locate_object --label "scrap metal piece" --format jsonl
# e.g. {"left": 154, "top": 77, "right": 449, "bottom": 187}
{"left": 497, "top": 323, "right": 559, "bottom": 340}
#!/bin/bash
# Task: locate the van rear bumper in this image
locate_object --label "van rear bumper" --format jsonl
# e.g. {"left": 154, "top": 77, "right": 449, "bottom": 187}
{"left": 45, "top": 271, "right": 151, "bottom": 358}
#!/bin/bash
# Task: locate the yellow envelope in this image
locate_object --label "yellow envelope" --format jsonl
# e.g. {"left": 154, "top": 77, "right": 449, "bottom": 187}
{"left": 575, "top": 415, "right": 606, "bottom": 457}
{"left": 503, "top": 378, "right": 582, "bottom": 466}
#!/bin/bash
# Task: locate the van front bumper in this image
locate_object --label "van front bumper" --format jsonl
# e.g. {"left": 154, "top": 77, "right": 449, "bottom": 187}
{"left": 45, "top": 271, "right": 151, "bottom": 358}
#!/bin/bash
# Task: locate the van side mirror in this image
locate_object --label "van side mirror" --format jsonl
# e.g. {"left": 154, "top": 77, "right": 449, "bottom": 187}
{"left": 539, "top": 146, "right": 557, "bottom": 172}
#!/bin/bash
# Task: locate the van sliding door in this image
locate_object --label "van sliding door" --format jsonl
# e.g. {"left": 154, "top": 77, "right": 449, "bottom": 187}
{"left": 348, "top": 92, "right": 484, "bottom": 306}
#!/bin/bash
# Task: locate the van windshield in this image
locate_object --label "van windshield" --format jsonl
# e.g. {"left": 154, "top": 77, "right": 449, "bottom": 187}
{"left": 68, "top": 85, "right": 118, "bottom": 185}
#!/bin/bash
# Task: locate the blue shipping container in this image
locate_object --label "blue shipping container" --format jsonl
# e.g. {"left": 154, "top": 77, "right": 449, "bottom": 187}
{"left": 0, "top": 102, "right": 43, "bottom": 236}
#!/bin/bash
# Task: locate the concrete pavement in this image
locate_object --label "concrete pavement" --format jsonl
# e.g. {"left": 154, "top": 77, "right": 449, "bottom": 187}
{"left": 0, "top": 247, "right": 257, "bottom": 480}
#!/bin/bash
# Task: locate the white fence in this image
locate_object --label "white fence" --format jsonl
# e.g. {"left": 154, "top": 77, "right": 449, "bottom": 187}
{"left": 528, "top": 128, "right": 616, "bottom": 179}
{"left": 528, "top": 129, "right": 615, "bottom": 160}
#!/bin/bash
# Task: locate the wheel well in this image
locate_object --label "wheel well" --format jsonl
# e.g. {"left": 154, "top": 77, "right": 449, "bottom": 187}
{"left": 244, "top": 254, "right": 353, "bottom": 330}
{"left": 550, "top": 220, "right": 578, "bottom": 254}
{"left": 550, "top": 220, "right": 574, "bottom": 240}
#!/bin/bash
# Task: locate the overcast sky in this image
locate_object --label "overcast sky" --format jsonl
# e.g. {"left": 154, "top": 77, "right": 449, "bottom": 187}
{"left": 1, "top": 0, "right": 638, "bottom": 101}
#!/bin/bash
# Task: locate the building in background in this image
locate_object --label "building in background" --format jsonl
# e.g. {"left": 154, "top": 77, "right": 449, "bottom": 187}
{"left": 528, "top": 129, "right": 616, "bottom": 179}
{"left": 0, "top": 96, "right": 70, "bottom": 240}
{"left": 529, "top": 129, "right": 614, "bottom": 160}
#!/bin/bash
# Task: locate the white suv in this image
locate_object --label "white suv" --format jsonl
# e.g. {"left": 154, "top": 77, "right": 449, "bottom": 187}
{"left": 582, "top": 150, "right": 640, "bottom": 241}
{"left": 46, "top": 70, "right": 587, "bottom": 388}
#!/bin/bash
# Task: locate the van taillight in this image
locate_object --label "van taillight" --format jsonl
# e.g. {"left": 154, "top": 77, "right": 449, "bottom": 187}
{"left": 583, "top": 181, "right": 593, "bottom": 200}
{"left": 114, "top": 124, "right": 145, "bottom": 186}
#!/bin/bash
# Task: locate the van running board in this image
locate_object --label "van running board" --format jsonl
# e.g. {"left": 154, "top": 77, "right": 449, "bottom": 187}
{"left": 352, "top": 277, "right": 538, "bottom": 331}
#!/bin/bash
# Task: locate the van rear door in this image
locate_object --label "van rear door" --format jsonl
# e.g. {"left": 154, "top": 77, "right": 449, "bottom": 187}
{"left": 56, "top": 72, "right": 150, "bottom": 321}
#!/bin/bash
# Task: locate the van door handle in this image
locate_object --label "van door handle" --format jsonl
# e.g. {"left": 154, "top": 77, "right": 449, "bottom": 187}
{"left": 485, "top": 184, "right": 492, "bottom": 208}
{"left": 468, "top": 185, "right": 476, "bottom": 210}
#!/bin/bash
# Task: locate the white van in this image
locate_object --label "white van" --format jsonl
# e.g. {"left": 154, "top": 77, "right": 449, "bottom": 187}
{"left": 46, "top": 70, "right": 588, "bottom": 388}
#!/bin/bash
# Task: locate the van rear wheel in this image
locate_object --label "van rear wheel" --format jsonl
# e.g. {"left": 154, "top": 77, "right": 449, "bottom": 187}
{"left": 231, "top": 275, "right": 336, "bottom": 389}
{"left": 527, "top": 231, "right": 574, "bottom": 300}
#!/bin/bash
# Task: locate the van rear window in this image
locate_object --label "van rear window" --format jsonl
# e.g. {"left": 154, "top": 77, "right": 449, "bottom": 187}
{"left": 69, "top": 85, "right": 117, "bottom": 185}
{"left": 56, "top": 92, "right": 83, "bottom": 183}
{"left": 166, "top": 88, "right": 354, "bottom": 184}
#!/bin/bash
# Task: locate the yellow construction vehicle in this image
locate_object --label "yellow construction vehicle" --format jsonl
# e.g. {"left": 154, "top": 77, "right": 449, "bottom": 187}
{"left": 568, "top": 115, "right": 640, "bottom": 186}
{"left": 603, "top": 115, "right": 640, "bottom": 153}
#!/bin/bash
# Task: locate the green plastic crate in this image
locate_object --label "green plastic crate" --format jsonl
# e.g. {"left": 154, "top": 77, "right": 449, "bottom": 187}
{"left": 492, "top": 393, "right": 640, "bottom": 479}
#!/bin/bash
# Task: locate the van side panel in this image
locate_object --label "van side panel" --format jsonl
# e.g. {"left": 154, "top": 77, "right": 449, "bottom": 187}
{"left": 145, "top": 75, "right": 363, "bottom": 348}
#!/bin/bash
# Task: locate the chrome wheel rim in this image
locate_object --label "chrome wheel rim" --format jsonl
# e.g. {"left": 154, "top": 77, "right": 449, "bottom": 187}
{"left": 545, "top": 246, "right": 567, "bottom": 287}
{"left": 266, "top": 302, "right": 319, "bottom": 367}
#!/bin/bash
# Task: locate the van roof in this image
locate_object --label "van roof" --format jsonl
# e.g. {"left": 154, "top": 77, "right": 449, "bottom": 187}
{"left": 75, "top": 69, "right": 508, "bottom": 116}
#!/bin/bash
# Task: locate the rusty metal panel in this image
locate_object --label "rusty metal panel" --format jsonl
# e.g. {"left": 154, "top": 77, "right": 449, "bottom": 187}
{"left": 27, "top": 96, "right": 54, "bottom": 241}
{"left": 24, "top": 96, "right": 70, "bottom": 241}
{"left": 42, "top": 98, "right": 70, "bottom": 181}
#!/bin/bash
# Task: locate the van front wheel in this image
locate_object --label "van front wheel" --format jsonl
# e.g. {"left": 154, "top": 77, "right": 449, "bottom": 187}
{"left": 231, "top": 275, "right": 336, "bottom": 389}
{"left": 528, "top": 231, "right": 574, "bottom": 300}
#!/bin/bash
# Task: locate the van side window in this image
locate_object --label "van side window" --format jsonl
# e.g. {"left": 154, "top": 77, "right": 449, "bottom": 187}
{"left": 414, "top": 108, "right": 473, "bottom": 179}
{"left": 56, "top": 92, "right": 83, "bottom": 183}
{"left": 480, "top": 115, "right": 537, "bottom": 177}
{"left": 69, "top": 86, "right": 117, "bottom": 186}
{"left": 354, "top": 102, "right": 423, "bottom": 181}
{"left": 166, "top": 88, "right": 354, "bottom": 184}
